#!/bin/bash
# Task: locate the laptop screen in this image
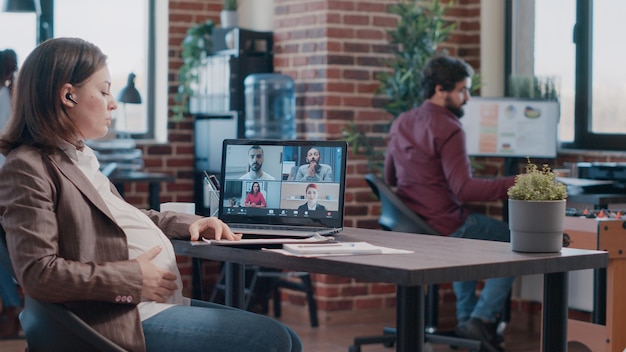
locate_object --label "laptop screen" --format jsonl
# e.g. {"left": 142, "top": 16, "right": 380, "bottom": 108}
{"left": 219, "top": 139, "right": 348, "bottom": 229}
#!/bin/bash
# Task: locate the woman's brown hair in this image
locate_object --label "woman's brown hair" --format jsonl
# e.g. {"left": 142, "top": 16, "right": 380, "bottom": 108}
{"left": 0, "top": 38, "right": 107, "bottom": 155}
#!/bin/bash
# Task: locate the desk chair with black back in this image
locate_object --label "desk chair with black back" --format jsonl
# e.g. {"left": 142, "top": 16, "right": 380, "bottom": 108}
{"left": 0, "top": 225, "right": 126, "bottom": 352}
{"left": 209, "top": 263, "right": 319, "bottom": 327}
{"left": 349, "top": 174, "right": 484, "bottom": 352}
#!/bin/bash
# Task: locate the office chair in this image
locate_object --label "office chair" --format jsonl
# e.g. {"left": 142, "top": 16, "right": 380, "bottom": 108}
{"left": 0, "top": 226, "right": 126, "bottom": 352}
{"left": 349, "top": 174, "right": 483, "bottom": 352}
{"left": 209, "top": 264, "right": 319, "bottom": 327}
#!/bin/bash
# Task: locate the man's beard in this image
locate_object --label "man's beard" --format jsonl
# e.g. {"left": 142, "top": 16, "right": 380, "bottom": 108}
{"left": 445, "top": 98, "right": 465, "bottom": 118}
{"left": 250, "top": 163, "right": 261, "bottom": 172}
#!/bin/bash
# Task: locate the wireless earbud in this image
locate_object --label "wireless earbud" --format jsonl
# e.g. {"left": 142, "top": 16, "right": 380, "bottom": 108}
{"left": 65, "top": 93, "right": 78, "bottom": 105}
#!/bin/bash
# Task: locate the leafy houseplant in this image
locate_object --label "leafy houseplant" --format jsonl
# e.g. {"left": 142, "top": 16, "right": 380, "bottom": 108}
{"left": 223, "top": 0, "right": 238, "bottom": 11}
{"left": 173, "top": 20, "right": 215, "bottom": 121}
{"left": 508, "top": 75, "right": 558, "bottom": 100}
{"left": 343, "top": 0, "right": 456, "bottom": 174}
{"left": 507, "top": 159, "right": 568, "bottom": 252}
{"left": 507, "top": 159, "right": 567, "bottom": 201}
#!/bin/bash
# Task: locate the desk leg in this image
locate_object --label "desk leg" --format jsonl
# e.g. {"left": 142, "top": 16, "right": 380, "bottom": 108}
{"left": 543, "top": 272, "right": 568, "bottom": 352}
{"left": 224, "top": 262, "right": 245, "bottom": 309}
{"left": 396, "top": 285, "right": 424, "bottom": 352}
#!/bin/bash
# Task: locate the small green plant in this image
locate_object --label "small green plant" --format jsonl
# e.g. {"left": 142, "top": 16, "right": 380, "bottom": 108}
{"left": 223, "top": 0, "right": 238, "bottom": 11}
{"left": 508, "top": 75, "right": 558, "bottom": 100}
{"left": 507, "top": 158, "right": 567, "bottom": 201}
{"left": 173, "top": 20, "right": 215, "bottom": 121}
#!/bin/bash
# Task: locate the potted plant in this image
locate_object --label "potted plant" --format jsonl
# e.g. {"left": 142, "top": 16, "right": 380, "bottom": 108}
{"left": 508, "top": 75, "right": 559, "bottom": 100}
{"left": 507, "top": 158, "right": 568, "bottom": 252}
{"left": 221, "top": 0, "right": 239, "bottom": 28}
{"left": 343, "top": 0, "right": 467, "bottom": 174}
{"left": 173, "top": 20, "right": 215, "bottom": 121}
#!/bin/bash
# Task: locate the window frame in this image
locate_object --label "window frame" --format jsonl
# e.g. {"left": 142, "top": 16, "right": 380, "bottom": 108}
{"left": 507, "top": 0, "right": 626, "bottom": 151}
{"left": 41, "top": 0, "right": 166, "bottom": 142}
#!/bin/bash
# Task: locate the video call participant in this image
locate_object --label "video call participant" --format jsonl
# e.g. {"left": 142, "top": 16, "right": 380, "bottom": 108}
{"left": 385, "top": 55, "right": 515, "bottom": 352}
{"left": 294, "top": 147, "right": 333, "bottom": 182}
{"left": 0, "top": 37, "right": 301, "bottom": 352}
{"left": 244, "top": 181, "right": 266, "bottom": 208}
{"left": 297, "top": 183, "right": 327, "bottom": 213}
{"left": 240, "top": 145, "right": 275, "bottom": 180}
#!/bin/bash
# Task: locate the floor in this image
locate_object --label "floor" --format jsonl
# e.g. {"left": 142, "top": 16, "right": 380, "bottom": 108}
{"left": 0, "top": 318, "right": 542, "bottom": 352}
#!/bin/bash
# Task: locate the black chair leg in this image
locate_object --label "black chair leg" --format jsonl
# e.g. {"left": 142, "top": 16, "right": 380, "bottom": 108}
{"left": 301, "top": 274, "right": 319, "bottom": 327}
{"left": 271, "top": 273, "right": 319, "bottom": 327}
{"left": 272, "top": 282, "right": 282, "bottom": 318}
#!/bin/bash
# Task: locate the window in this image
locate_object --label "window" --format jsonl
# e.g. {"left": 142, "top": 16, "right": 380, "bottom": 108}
{"left": 1, "top": 0, "right": 168, "bottom": 142}
{"left": 508, "top": 0, "right": 626, "bottom": 151}
{"left": 0, "top": 12, "right": 36, "bottom": 68}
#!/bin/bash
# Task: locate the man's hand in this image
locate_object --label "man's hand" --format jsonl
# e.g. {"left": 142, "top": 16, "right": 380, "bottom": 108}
{"left": 136, "top": 246, "right": 178, "bottom": 303}
{"left": 307, "top": 160, "right": 317, "bottom": 177}
{"left": 189, "top": 217, "right": 242, "bottom": 241}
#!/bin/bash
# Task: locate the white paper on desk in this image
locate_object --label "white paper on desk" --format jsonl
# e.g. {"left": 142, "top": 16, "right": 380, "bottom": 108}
{"left": 283, "top": 242, "right": 383, "bottom": 255}
{"left": 269, "top": 243, "right": 413, "bottom": 257}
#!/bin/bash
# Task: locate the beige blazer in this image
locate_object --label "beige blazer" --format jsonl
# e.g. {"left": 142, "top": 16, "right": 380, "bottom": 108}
{"left": 0, "top": 145, "right": 199, "bottom": 351}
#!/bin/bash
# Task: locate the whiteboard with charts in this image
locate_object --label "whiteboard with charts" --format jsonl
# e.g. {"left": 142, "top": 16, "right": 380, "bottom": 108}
{"left": 461, "top": 97, "right": 560, "bottom": 158}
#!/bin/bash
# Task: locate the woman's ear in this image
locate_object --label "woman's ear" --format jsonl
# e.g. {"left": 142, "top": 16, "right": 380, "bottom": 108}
{"left": 60, "top": 84, "right": 77, "bottom": 107}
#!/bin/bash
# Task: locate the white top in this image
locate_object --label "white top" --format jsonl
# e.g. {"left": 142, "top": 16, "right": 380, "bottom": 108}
{"left": 0, "top": 86, "right": 11, "bottom": 165}
{"left": 65, "top": 144, "right": 188, "bottom": 321}
{"left": 239, "top": 171, "right": 275, "bottom": 180}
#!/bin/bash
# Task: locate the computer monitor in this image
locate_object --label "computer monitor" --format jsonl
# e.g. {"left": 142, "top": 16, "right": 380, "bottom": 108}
{"left": 461, "top": 97, "right": 560, "bottom": 158}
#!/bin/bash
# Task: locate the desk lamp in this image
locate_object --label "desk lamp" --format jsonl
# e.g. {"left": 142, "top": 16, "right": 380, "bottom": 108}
{"left": 116, "top": 72, "right": 142, "bottom": 139}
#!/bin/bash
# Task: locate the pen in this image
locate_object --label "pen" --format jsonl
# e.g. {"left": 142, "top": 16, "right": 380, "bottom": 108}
{"left": 295, "top": 243, "right": 351, "bottom": 248}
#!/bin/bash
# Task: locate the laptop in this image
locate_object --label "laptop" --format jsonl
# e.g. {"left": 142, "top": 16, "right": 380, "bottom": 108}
{"left": 219, "top": 139, "right": 348, "bottom": 238}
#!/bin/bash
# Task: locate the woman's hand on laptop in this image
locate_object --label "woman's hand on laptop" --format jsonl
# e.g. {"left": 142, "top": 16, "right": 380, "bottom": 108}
{"left": 189, "top": 217, "right": 242, "bottom": 241}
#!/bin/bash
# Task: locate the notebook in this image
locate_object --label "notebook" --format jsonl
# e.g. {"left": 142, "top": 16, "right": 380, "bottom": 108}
{"left": 219, "top": 139, "right": 348, "bottom": 238}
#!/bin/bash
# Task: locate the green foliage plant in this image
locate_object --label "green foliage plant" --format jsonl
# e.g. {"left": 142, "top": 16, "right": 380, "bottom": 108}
{"left": 377, "top": 0, "right": 456, "bottom": 117}
{"left": 223, "top": 0, "right": 238, "bottom": 11}
{"left": 342, "top": 0, "right": 456, "bottom": 174}
{"left": 507, "top": 158, "right": 567, "bottom": 201}
{"left": 173, "top": 20, "right": 215, "bottom": 121}
{"left": 508, "top": 75, "right": 559, "bottom": 100}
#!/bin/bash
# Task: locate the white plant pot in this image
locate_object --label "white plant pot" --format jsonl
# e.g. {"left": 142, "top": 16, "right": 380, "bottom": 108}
{"left": 220, "top": 10, "right": 239, "bottom": 28}
{"left": 508, "top": 199, "right": 566, "bottom": 253}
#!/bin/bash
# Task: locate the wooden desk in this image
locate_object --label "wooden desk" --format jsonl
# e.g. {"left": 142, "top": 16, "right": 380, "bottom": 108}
{"left": 110, "top": 171, "right": 175, "bottom": 210}
{"left": 173, "top": 227, "right": 607, "bottom": 352}
{"left": 564, "top": 217, "right": 626, "bottom": 352}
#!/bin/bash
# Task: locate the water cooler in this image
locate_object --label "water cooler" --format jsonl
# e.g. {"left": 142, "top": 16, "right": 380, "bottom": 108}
{"left": 193, "top": 28, "right": 274, "bottom": 215}
{"left": 244, "top": 73, "right": 296, "bottom": 140}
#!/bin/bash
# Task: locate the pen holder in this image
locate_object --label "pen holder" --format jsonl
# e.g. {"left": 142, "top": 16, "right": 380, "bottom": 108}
{"left": 209, "top": 190, "right": 219, "bottom": 217}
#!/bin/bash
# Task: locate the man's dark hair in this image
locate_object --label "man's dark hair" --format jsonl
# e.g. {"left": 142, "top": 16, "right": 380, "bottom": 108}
{"left": 248, "top": 145, "right": 263, "bottom": 153}
{"left": 421, "top": 56, "right": 474, "bottom": 100}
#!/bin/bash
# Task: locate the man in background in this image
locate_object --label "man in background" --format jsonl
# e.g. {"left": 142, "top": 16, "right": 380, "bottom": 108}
{"left": 294, "top": 147, "right": 333, "bottom": 182}
{"left": 240, "top": 145, "right": 275, "bottom": 180}
{"left": 385, "top": 55, "right": 515, "bottom": 352}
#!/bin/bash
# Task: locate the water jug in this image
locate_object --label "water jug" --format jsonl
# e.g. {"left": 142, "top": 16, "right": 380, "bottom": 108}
{"left": 244, "top": 73, "right": 296, "bottom": 139}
